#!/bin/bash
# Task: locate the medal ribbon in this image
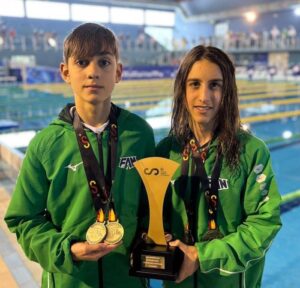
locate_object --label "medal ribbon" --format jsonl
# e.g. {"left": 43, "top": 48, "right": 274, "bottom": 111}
{"left": 73, "top": 105, "right": 118, "bottom": 212}
{"left": 180, "top": 143, "right": 196, "bottom": 245}
{"left": 180, "top": 138, "right": 223, "bottom": 243}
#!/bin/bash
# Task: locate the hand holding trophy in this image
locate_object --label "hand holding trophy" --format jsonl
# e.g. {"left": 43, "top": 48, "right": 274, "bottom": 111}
{"left": 129, "top": 157, "right": 184, "bottom": 281}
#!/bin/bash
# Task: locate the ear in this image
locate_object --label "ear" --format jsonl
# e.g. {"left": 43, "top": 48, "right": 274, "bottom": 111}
{"left": 115, "top": 63, "right": 123, "bottom": 83}
{"left": 60, "top": 62, "right": 70, "bottom": 84}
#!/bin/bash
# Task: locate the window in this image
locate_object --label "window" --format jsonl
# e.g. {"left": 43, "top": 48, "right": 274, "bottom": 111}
{"left": 25, "top": 0, "right": 70, "bottom": 20}
{"left": 0, "top": 0, "right": 24, "bottom": 17}
{"left": 71, "top": 4, "right": 109, "bottom": 22}
{"left": 145, "top": 26, "right": 173, "bottom": 50}
{"left": 145, "top": 10, "right": 175, "bottom": 27}
{"left": 110, "top": 7, "right": 144, "bottom": 25}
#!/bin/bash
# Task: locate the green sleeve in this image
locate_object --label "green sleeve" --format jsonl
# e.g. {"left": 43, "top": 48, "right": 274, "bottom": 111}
{"left": 196, "top": 142, "right": 282, "bottom": 275}
{"left": 4, "top": 141, "right": 79, "bottom": 275}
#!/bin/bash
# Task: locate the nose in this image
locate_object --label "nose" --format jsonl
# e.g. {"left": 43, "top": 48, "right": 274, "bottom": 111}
{"left": 87, "top": 62, "right": 100, "bottom": 79}
{"left": 88, "top": 73, "right": 99, "bottom": 79}
{"left": 198, "top": 84, "right": 210, "bottom": 102}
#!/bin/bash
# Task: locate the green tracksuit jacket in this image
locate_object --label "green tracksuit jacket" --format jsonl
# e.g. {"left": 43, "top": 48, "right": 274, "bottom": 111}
{"left": 156, "top": 131, "right": 282, "bottom": 288}
{"left": 5, "top": 104, "right": 155, "bottom": 288}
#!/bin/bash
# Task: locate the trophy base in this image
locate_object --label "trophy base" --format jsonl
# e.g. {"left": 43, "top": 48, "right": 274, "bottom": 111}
{"left": 129, "top": 242, "right": 184, "bottom": 281}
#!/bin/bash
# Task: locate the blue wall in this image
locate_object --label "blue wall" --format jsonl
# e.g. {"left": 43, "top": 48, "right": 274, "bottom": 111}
{"left": 174, "top": 12, "right": 214, "bottom": 44}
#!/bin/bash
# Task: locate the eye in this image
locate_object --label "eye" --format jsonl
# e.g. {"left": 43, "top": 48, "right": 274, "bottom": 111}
{"left": 75, "top": 59, "right": 89, "bottom": 67}
{"left": 188, "top": 80, "right": 200, "bottom": 89}
{"left": 209, "top": 81, "right": 222, "bottom": 90}
{"left": 99, "top": 58, "right": 111, "bottom": 68}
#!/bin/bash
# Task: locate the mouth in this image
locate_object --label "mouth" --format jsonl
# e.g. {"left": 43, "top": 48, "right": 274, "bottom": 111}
{"left": 84, "top": 84, "right": 103, "bottom": 89}
{"left": 194, "top": 105, "right": 212, "bottom": 111}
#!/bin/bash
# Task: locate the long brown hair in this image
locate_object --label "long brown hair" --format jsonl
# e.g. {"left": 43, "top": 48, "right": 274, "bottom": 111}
{"left": 170, "top": 45, "right": 242, "bottom": 168}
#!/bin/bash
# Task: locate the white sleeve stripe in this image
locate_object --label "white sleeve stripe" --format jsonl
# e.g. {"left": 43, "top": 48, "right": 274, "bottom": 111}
{"left": 201, "top": 239, "right": 273, "bottom": 275}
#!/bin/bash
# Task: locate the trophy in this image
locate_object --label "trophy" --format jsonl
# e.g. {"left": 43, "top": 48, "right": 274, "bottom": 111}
{"left": 129, "top": 157, "right": 184, "bottom": 281}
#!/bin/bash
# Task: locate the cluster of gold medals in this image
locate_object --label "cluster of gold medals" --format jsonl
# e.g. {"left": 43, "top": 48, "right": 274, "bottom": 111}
{"left": 86, "top": 207, "right": 124, "bottom": 245}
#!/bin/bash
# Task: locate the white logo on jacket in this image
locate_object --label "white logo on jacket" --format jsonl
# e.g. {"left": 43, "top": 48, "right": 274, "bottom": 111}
{"left": 119, "top": 156, "right": 137, "bottom": 170}
{"left": 172, "top": 177, "right": 229, "bottom": 190}
{"left": 256, "top": 174, "right": 266, "bottom": 183}
{"left": 253, "top": 164, "right": 264, "bottom": 174}
{"left": 65, "top": 162, "right": 83, "bottom": 171}
{"left": 208, "top": 177, "right": 229, "bottom": 190}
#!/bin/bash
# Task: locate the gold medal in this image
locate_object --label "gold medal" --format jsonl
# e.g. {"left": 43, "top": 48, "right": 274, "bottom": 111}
{"left": 104, "top": 221, "right": 124, "bottom": 244}
{"left": 86, "top": 209, "right": 107, "bottom": 244}
{"left": 104, "top": 208, "right": 124, "bottom": 244}
{"left": 86, "top": 222, "right": 107, "bottom": 244}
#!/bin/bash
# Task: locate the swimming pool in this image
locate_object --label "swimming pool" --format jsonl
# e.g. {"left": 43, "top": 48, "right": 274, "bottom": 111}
{"left": 263, "top": 203, "right": 300, "bottom": 288}
{"left": 1, "top": 82, "right": 300, "bottom": 287}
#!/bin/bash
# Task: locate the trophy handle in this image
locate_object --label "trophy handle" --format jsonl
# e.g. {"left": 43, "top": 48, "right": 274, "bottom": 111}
{"left": 134, "top": 157, "right": 179, "bottom": 245}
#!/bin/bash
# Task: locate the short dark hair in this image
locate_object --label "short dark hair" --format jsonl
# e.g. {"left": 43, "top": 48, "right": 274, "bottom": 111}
{"left": 170, "top": 45, "right": 242, "bottom": 168}
{"left": 63, "top": 23, "right": 119, "bottom": 63}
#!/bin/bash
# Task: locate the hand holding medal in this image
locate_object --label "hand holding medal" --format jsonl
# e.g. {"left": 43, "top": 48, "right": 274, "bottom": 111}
{"left": 72, "top": 206, "right": 123, "bottom": 261}
{"left": 71, "top": 239, "right": 121, "bottom": 261}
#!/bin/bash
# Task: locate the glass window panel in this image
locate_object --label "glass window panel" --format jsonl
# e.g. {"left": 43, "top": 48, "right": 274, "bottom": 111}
{"left": 0, "top": 0, "right": 25, "bottom": 17}
{"left": 25, "top": 0, "right": 70, "bottom": 20}
{"left": 145, "top": 26, "right": 173, "bottom": 50}
{"left": 145, "top": 10, "right": 175, "bottom": 27}
{"left": 71, "top": 4, "right": 109, "bottom": 22}
{"left": 110, "top": 7, "right": 144, "bottom": 25}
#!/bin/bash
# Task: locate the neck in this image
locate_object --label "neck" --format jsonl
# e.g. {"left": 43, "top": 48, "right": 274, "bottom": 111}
{"left": 193, "top": 124, "right": 213, "bottom": 146}
{"left": 75, "top": 100, "right": 111, "bottom": 127}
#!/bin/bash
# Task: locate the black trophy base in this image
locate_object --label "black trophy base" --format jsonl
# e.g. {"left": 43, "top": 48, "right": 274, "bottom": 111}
{"left": 129, "top": 241, "right": 184, "bottom": 281}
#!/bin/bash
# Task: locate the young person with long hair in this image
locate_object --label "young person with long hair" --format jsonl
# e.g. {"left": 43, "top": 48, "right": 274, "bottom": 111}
{"left": 156, "top": 45, "right": 282, "bottom": 288}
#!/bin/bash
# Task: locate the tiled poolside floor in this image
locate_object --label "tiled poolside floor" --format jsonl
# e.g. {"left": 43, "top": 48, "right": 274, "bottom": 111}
{"left": 0, "top": 160, "right": 41, "bottom": 287}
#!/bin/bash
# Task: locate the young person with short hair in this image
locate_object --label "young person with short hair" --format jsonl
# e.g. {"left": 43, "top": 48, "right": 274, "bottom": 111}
{"left": 5, "top": 23, "right": 155, "bottom": 288}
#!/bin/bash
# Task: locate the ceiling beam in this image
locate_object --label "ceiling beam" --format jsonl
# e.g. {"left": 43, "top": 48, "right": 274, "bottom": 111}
{"left": 80, "top": 0, "right": 180, "bottom": 11}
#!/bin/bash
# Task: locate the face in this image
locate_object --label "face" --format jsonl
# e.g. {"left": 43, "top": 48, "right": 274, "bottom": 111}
{"left": 185, "top": 59, "right": 223, "bottom": 132}
{"left": 60, "top": 52, "right": 122, "bottom": 106}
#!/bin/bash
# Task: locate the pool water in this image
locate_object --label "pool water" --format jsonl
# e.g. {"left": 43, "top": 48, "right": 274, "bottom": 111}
{"left": 1, "top": 83, "right": 300, "bottom": 287}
